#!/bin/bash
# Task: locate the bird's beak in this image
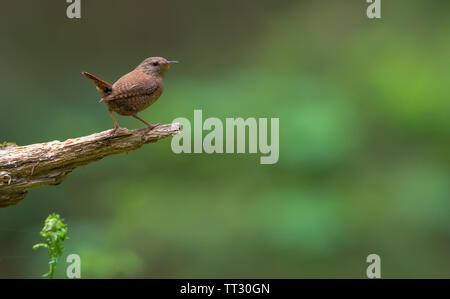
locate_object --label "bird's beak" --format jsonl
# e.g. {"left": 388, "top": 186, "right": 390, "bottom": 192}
{"left": 167, "top": 61, "right": 179, "bottom": 65}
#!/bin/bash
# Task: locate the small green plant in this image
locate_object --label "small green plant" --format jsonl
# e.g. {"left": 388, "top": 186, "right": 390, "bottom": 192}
{"left": 33, "top": 213, "right": 69, "bottom": 279}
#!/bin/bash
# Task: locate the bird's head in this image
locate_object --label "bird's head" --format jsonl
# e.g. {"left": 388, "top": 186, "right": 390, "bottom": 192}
{"left": 136, "top": 57, "right": 179, "bottom": 77}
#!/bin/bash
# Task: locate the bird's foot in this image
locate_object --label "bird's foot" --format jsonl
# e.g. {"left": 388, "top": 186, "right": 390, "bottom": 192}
{"left": 110, "top": 126, "right": 123, "bottom": 134}
{"left": 144, "top": 123, "right": 161, "bottom": 133}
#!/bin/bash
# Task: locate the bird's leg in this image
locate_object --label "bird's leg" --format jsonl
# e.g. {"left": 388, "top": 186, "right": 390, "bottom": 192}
{"left": 108, "top": 109, "right": 120, "bottom": 130}
{"left": 131, "top": 113, "right": 161, "bottom": 131}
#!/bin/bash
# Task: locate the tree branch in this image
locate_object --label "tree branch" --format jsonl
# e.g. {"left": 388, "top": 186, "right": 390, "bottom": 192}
{"left": 0, "top": 123, "right": 180, "bottom": 208}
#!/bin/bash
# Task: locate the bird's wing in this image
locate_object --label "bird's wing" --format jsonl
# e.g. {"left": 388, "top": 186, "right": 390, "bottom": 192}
{"left": 106, "top": 72, "right": 160, "bottom": 102}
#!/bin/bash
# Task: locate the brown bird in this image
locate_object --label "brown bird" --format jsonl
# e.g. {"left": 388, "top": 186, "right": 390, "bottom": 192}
{"left": 82, "top": 57, "right": 178, "bottom": 130}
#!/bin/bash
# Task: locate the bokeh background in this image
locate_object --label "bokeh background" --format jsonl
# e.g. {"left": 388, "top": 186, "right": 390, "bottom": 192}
{"left": 0, "top": 0, "right": 449, "bottom": 278}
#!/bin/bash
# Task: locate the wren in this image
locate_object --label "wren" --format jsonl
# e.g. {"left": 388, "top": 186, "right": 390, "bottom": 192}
{"left": 82, "top": 57, "right": 178, "bottom": 130}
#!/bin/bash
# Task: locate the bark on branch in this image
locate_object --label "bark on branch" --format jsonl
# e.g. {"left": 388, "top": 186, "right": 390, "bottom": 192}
{"left": 0, "top": 123, "right": 180, "bottom": 208}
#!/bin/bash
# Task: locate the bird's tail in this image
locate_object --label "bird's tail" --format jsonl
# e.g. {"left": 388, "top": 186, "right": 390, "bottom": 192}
{"left": 82, "top": 72, "right": 113, "bottom": 101}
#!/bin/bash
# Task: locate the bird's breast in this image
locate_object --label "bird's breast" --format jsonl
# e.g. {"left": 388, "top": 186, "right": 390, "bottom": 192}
{"left": 107, "top": 87, "right": 163, "bottom": 116}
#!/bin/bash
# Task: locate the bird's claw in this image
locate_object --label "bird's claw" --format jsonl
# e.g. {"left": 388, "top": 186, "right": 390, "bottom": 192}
{"left": 110, "top": 126, "right": 123, "bottom": 134}
{"left": 144, "top": 123, "right": 161, "bottom": 133}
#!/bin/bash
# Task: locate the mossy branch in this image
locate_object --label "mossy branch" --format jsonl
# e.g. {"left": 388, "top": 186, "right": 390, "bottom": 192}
{"left": 0, "top": 124, "right": 180, "bottom": 208}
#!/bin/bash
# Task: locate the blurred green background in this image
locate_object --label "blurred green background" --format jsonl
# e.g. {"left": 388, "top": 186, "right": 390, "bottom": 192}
{"left": 1, "top": 0, "right": 449, "bottom": 278}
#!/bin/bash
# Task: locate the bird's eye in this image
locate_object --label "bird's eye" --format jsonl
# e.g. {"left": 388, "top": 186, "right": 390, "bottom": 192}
{"left": 151, "top": 61, "right": 159, "bottom": 66}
